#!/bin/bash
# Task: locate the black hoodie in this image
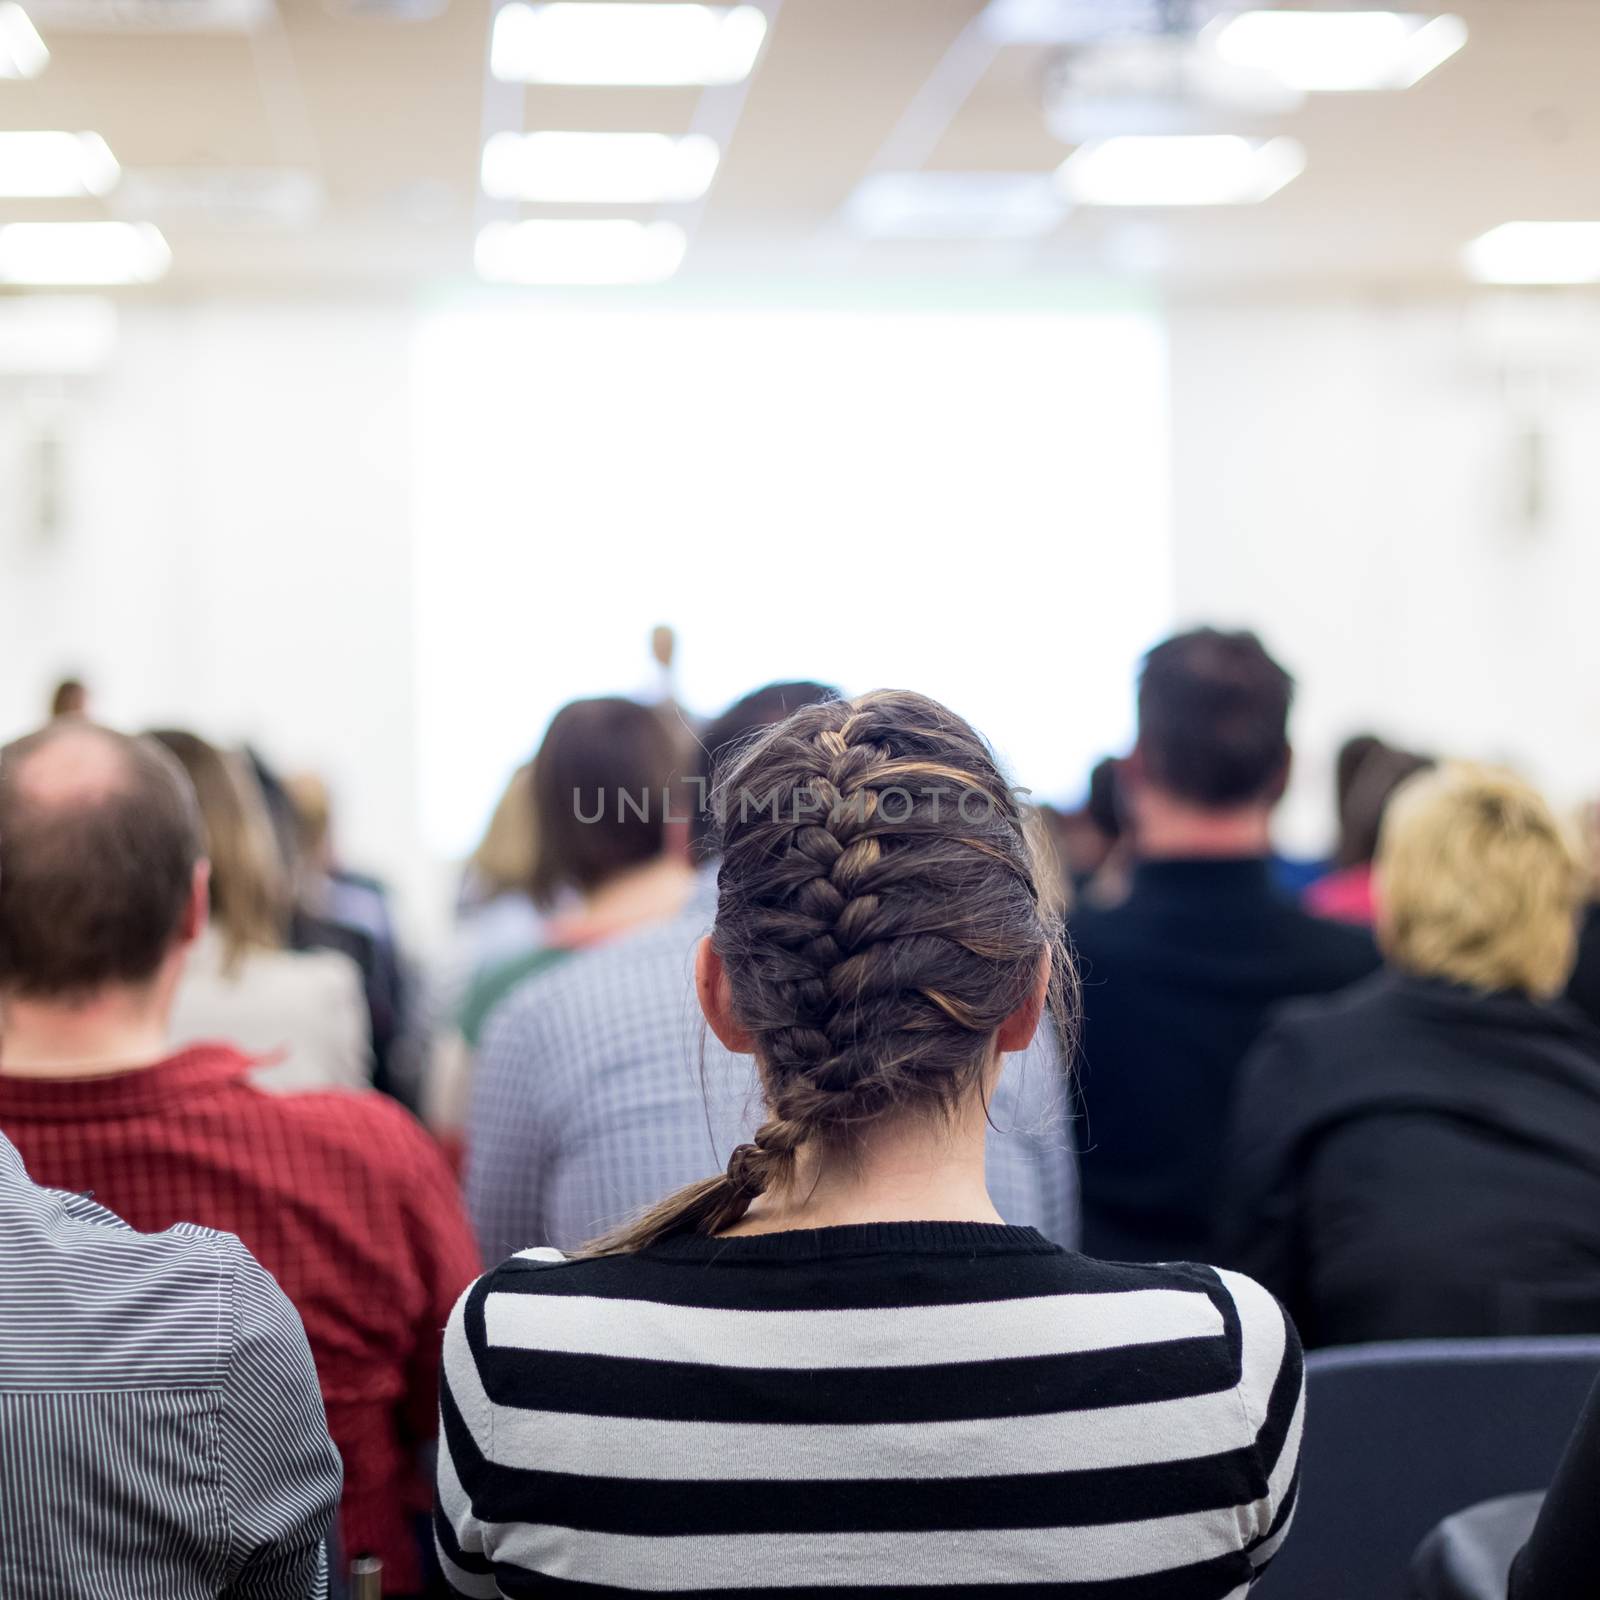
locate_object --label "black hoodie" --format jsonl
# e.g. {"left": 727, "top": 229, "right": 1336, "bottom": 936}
{"left": 1220, "top": 969, "right": 1600, "bottom": 1347}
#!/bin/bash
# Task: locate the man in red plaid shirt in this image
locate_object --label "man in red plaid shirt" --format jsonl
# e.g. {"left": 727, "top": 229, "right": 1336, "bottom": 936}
{"left": 0, "top": 722, "right": 480, "bottom": 1596}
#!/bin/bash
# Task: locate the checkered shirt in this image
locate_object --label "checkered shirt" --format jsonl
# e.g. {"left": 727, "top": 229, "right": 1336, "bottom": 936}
{"left": 467, "top": 874, "right": 1079, "bottom": 1261}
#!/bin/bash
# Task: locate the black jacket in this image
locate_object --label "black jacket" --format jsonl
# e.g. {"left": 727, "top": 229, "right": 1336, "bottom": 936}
{"left": 1069, "top": 858, "right": 1379, "bottom": 1263}
{"left": 1220, "top": 970, "right": 1600, "bottom": 1348}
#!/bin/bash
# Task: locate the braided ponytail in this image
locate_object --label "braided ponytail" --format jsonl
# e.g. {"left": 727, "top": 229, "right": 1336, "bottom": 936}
{"left": 580, "top": 690, "right": 1073, "bottom": 1256}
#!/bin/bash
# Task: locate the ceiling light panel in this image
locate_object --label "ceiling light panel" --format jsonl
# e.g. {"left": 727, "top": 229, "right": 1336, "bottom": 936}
{"left": 0, "top": 222, "right": 172, "bottom": 285}
{"left": 490, "top": 2, "right": 768, "bottom": 86}
{"left": 1058, "top": 135, "right": 1306, "bottom": 207}
{"left": 0, "top": 132, "right": 120, "bottom": 198}
{"left": 0, "top": 2, "right": 47, "bottom": 76}
{"left": 1210, "top": 10, "right": 1467, "bottom": 93}
{"left": 482, "top": 132, "right": 721, "bottom": 204}
{"left": 1464, "top": 222, "right": 1600, "bottom": 286}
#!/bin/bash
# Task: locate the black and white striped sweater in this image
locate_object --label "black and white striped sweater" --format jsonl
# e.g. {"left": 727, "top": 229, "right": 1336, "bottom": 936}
{"left": 436, "top": 1222, "right": 1303, "bottom": 1598}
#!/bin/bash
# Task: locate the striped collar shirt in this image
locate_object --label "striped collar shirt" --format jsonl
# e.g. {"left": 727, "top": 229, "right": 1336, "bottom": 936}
{"left": 436, "top": 1223, "right": 1303, "bottom": 1597}
{"left": 0, "top": 1130, "right": 341, "bottom": 1599}
{"left": 467, "top": 872, "right": 1079, "bottom": 1259}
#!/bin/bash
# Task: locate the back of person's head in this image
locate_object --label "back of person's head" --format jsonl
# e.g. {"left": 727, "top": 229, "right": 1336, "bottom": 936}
{"left": 1136, "top": 628, "right": 1293, "bottom": 810}
{"left": 587, "top": 689, "right": 1070, "bottom": 1253}
{"left": 1377, "top": 763, "right": 1581, "bottom": 999}
{"left": 1335, "top": 740, "right": 1433, "bottom": 869}
{"left": 49, "top": 677, "right": 89, "bottom": 720}
{"left": 1084, "top": 756, "right": 1123, "bottom": 842}
{"left": 0, "top": 724, "right": 202, "bottom": 1001}
{"left": 470, "top": 762, "right": 537, "bottom": 898}
{"left": 1335, "top": 733, "right": 1383, "bottom": 826}
{"left": 283, "top": 771, "right": 333, "bottom": 873}
{"left": 528, "top": 696, "right": 683, "bottom": 908}
{"left": 147, "top": 729, "right": 290, "bottom": 969}
{"left": 689, "top": 680, "right": 839, "bottom": 858}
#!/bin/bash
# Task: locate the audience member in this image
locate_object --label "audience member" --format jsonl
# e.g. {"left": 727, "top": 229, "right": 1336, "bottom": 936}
{"left": 48, "top": 675, "right": 89, "bottom": 720}
{"left": 456, "top": 695, "right": 693, "bottom": 1045}
{"left": 0, "top": 722, "right": 480, "bottom": 1596}
{"left": 151, "top": 730, "right": 372, "bottom": 1094}
{"left": 1069, "top": 628, "right": 1379, "bottom": 1262}
{"left": 1040, "top": 755, "right": 1129, "bottom": 909}
{"left": 0, "top": 1128, "right": 341, "bottom": 1599}
{"left": 456, "top": 761, "right": 542, "bottom": 954}
{"left": 1221, "top": 764, "right": 1600, "bottom": 1346}
{"left": 438, "top": 690, "right": 1302, "bottom": 1598}
{"left": 1304, "top": 736, "right": 1432, "bottom": 925}
{"left": 1560, "top": 800, "right": 1600, "bottom": 1030}
{"left": 467, "top": 680, "right": 1078, "bottom": 1259}
{"left": 283, "top": 769, "right": 416, "bottom": 1102}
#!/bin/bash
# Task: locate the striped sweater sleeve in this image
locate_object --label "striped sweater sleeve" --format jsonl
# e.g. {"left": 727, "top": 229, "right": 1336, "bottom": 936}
{"left": 218, "top": 1243, "right": 343, "bottom": 1600}
{"left": 436, "top": 1278, "right": 500, "bottom": 1599}
{"left": 1214, "top": 1268, "right": 1306, "bottom": 1580}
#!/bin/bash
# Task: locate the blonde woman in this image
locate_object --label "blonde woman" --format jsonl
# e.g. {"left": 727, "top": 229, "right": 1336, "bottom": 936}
{"left": 153, "top": 730, "right": 370, "bottom": 1093}
{"left": 1223, "top": 763, "right": 1600, "bottom": 1346}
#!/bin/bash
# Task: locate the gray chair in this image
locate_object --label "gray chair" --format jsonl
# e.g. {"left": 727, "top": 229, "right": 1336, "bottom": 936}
{"left": 1409, "top": 1493, "right": 1544, "bottom": 1600}
{"left": 1254, "top": 1337, "right": 1600, "bottom": 1600}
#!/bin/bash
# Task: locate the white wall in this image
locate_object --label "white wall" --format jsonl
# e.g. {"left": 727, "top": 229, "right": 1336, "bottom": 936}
{"left": 0, "top": 304, "right": 428, "bottom": 924}
{"left": 7, "top": 292, "right": 1600, "bottom": 928}
{"left": 1169, "top": 298, "right": 1600, "bottom": 854}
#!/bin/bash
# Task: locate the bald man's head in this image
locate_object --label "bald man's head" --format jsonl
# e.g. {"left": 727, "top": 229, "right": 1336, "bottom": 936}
{"left": 0, "top": 724, "right": 203, "bottom": 1000}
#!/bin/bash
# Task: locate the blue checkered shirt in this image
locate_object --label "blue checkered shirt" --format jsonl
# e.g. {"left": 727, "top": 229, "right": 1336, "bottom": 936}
{"left": 467, "top": 873, "right": 1079, "bottom": 1260}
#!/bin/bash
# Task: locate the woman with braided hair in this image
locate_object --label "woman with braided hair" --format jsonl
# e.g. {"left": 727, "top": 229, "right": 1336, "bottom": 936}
{"left": 437, "top": 691, "right": 1304, "bottom": 1598}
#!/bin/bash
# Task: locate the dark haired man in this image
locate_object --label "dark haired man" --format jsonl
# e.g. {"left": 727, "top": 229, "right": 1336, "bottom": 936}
{"left": 1070, "top": 628, "right": 1378, "bottom": 1264}
{"left": 467, "top": 681, "right": 1079, "bottom": 1260}
{"left": 0, "top": 722, "right": 479, "bottom": 1595}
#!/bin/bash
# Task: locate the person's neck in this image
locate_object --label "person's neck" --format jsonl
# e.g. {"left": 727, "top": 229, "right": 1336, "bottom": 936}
{"left": 575, "top": 854, "right": 694, "bottom": 936}
{"left": 0, "top": 986, "right": 175, "bottom": 1079}
{"left": 721, "top": 1102, "right": 1001, "bottom": 1236}
{"left": 1133, "top": 789, "right": 1274, "bottom": 861}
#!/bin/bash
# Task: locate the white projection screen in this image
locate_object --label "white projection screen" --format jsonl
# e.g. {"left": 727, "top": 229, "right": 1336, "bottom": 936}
{"left": 413, "top": 300, "right": 1172, "bottom": 855}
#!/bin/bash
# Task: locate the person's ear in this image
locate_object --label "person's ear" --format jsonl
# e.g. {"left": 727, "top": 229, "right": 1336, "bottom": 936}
{"left": 997, "top": 946, "right": 1052, "bottom": 1053}
{"left": 178, "top": 859, "right": 210, "bottom": 946}
{"left": 695, "top": 937, "right": 755, "bottom": 1053}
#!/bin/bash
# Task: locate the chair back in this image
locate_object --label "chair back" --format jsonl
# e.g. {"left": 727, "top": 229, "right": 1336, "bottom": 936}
{"left": 1255, "top": 1336, "right": 1600, "bottom": 1600}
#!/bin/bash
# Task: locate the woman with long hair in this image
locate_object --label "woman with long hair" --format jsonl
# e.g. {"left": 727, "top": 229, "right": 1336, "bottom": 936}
{"left": 153, "top": 729, "right": 370, "bottom": 1093}
{"left": 437, "top": 690, "right": 1302, "bottom": 1597}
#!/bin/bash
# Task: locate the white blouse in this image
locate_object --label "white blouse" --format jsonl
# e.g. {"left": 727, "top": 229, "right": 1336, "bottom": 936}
{"left": 170, "top": 930, "right": 370, "bottom": 1093}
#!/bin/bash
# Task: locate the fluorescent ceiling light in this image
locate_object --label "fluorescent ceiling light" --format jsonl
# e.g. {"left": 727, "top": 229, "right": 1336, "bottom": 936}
{"left": 1211, "top": 10, "right": 1467, "bottom": 92}
{"left": 1464, "top": 222, "right": 1600, "bottom": 286}
{"left": 475, "top": 218, "right": 688, "bottom": 284}
{"left": 846, "top": 172, "right": 1067, "bottom": 240}
{"left": 0, "top": 222, "right": 171, "bottom": 285}
{"left": 0, "top": 2, "right": 48, "bottom": 76}
{"left": 0, "top": 132, "right": 119, "bottom": 198}
{"left": 0, "top": 294, "right": 117, "bottom": 374}
{"left": 490, "top": 2, "right": 768, "bottom": 86}
{"left": 1058, "top": 134, "right": 1305, "bottom": 206}
{"left": 481, "top": 131, "right": 720, "bottom": 204}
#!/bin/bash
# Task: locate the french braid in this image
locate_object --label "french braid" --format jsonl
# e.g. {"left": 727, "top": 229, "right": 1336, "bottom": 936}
{"left": 582, "top": 690, "right": 1072, "bottom": 1253}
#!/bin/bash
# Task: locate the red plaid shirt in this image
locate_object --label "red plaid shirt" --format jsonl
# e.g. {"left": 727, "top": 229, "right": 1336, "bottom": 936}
{"left": 0, "top": 1045, "right": 481, "bottom": 1595}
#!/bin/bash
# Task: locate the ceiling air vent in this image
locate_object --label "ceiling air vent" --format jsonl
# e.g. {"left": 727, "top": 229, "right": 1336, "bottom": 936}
{"left": 25, "top": 0, "right": 269, "bottom": 32}
{"left": 113, "top": 168, "right": 322, "bottom": 228}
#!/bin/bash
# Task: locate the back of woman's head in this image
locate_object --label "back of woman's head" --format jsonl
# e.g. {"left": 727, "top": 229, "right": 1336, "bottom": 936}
{"left": 528, "top": 697, "right": 684, "bottom": 908}
{"left": 146, "top": 729, "right": 290, "bottom": 970}
{"left": 585, "top": 689, "right": 1071, "bottom": 1253}
{"left": 1377, "top": 762, "right": 1581, "bottom": 999}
